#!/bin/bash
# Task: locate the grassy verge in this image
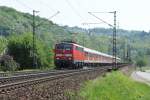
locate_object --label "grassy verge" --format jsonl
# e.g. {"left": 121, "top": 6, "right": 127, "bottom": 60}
{"left": 79, "top": 71, "right": 150, "bottom": 100}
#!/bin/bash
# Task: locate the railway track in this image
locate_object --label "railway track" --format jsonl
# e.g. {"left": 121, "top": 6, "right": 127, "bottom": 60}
{"left": 0, "top": 64, "right": 128, "bottom": 95}
{"left": 0, "top": 66, "right": 109, "bottom": 94}
{"left": 0, "top": 70, "right": 57, "bottom": 77}
{"left": 0, "top": 63, "right": 127, "bottom": 77}
{"left": 0, "top": 69, "right": 80, "bottom": 85}
{"left": 0, "top": 64, "right": 127, "bottom": 85}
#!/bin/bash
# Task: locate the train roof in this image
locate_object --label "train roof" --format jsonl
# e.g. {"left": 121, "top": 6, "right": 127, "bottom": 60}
{"left": 84, "top": 47, "right": 121, "bottom": 60}
{"left": 57, "top": 42, "right": 121, "bottom": 60}
{"left": 84, "top": 47, "right": 112, "bottom": 57}
{"left": 75, "top": 43, "right": 120, "bottom": 60}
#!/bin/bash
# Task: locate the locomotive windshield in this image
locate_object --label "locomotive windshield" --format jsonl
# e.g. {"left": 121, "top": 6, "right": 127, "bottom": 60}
{"left": 56, "top": 43, "right": 72, "bottom": 50}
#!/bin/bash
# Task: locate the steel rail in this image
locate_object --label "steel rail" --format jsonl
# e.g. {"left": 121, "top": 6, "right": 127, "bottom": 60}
{"left": 0, "top": 63, "right": 126, "bottom": 77}
{"left": 0, "top": 69, "right": 84, "bottom": 85}
{"left": 0, "top": 67, "right": 108, "bottom": 94}
{"left": 0, "top": 64, "right": 126, "bottom": 85}
{"left": 0, "top": 69, "right": 57, "bottom": 77}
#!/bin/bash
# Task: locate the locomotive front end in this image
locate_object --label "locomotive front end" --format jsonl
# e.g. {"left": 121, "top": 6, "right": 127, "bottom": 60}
{"left": 54, "top": 43, "right": 73, "bottom": 69}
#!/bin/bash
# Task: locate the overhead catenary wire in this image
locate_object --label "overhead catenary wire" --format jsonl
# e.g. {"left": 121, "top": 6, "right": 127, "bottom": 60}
{"left": 37, "top": 0, "right": 56, "bottom": 12}
{"left": 82, "top": 22, "right": 104, "bottom": 25}
{"left": 33, "top": 0, "right": 60, "bottom": 21}
{"left": 14, "top": 0, "right": 33, "bottom": 11}
{"left": 64, "top": 0, "right": 84, "bottom": 20}
{"left": 14, "top": 0, "right": 60, "bottom": 22}
{"left": 49, "top": 11, "right": 60, "bottom": 19}
{"left": 71, "top": 0, "right": 109, "bottom": 31}
{"left": 72, "top": 0, "right": 105, "bottom": 29}
{"left": 88, "top": 12, "right": 113, "bottom": 27}
{"left": 64, "top": 0, "right": 92, "bottom": 32}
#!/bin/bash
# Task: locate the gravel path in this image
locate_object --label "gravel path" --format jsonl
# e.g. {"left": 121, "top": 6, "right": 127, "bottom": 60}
{"left": 131, "top": 71, "right": 150, "bottom": 85}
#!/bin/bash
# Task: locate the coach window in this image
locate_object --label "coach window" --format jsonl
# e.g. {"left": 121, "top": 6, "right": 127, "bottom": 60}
{"left": 90, "top": 53, "right": 93, "bottom": 59}
{"left": 76, "top": 46, "right": 83, "bottom": 52}
{"left": 76, "top": 46, "right": 78, "bottom": 50}
{"left": 85, "top": 52, "right": 88, "bottom": 57}
{"left": 81, "top": 48, "right": 83, "bottom": 52}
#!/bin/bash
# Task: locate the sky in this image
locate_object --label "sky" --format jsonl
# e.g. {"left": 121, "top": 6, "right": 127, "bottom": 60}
{"left": 0, "top": 0, "right": 150, "bottom": 31}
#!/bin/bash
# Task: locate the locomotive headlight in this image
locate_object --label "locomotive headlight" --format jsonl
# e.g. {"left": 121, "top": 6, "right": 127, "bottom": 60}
{"left": 68, "top": 57, "right": 72, "bottom": 60}
{"left": 56, "top": 57, "right": 60, "bottom": 60}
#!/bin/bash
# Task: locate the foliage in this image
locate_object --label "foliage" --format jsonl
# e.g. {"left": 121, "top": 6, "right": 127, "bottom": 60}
{"left": 7, "top": 33, "right": 51, "bottom": 69}
{"left": 0, "top": 6, "right": 150, "bottom": 68}
{"left": 0, "top": 55, "right": 19, "bottom": 72}
{"left": 136, "top": 59, "right": 147, "bottom": 68}
{"left": 80, "top": 71, "right": 150, "bottom": 100}
{"left": 0, "top": 36, "right": 7, "bottom": 54}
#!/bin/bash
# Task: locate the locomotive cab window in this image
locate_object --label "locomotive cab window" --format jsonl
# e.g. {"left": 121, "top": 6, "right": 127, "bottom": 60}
{"left": 56, "top": 44, "right": 64, "bottom": 49}
{"left": 56, "top": 44, "right": 72, "bottom": 50}
{"left": 64, "top": 44, "right": 72, "bottom": 50}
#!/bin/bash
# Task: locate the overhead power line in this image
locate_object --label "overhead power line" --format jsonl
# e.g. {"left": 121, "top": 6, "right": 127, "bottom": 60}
{"left": 65, "top": 0, "right": 84, "bottom": 20}
{"left": 88, "top": 12, "right": 113, "bottom": 27}
{"left": 64, "top": 0, "right": 92, "bottom": 31}
{"left": 82, "top": 22, "right": 104, "bottom": 25}
{"left": 14, "top": 0, "right": 60, "bottom": 22}
{"left": 49, "top": 11, "right": 60, "bottom": 19}
{"left": 14, "top": 0, "right": 33, "bottom": 10}
{"left": 88, "top": 11, "right": 117, "bottom": 69}
{"left": 38, "top": 0, "right": 56, "bottom": 12}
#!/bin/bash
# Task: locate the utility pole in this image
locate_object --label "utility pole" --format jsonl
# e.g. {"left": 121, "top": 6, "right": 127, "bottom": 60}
{"left": 87, "top": 11, "right": 117, "bottom": 69}
{"left": 32, "top": 10, "right": 39, "bottom": 68}
{"left": 32, "top": 10, "right": 59, "bottom": 68}
{"left": 127, "top": 44, "right": 131, "bottom": 63}
{"left": 123, "top": 42, "right": 126, "bottom": 63}
{"left": 112, "top": 11, "right": 117, "bottom": 69}
{"left": 83, "top": 33, "right": 85, "bottom": 47}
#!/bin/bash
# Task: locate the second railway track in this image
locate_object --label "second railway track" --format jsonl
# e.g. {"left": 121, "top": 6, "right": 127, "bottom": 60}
{"left": 0, "top": 66, "right": 110, "bottom": 94}
{"left": 0, "top": 64, "right": 127, "bottom": 86}
{"left": 0, "top": 69, "right": 83, "bottom": 85}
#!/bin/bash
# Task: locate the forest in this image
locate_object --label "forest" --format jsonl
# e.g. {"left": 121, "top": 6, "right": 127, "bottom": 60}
{"left": 0, "top": 6, "right": 150, "bottom": 71}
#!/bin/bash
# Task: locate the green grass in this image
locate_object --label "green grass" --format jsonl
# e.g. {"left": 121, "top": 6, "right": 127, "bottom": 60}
{"left": 79, "top": 71, "right": 150, "bottom": 100}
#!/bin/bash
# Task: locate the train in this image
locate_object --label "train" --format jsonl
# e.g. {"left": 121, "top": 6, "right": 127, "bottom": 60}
{"left": 54, "top": 41, "right": 121, "bottom": 69}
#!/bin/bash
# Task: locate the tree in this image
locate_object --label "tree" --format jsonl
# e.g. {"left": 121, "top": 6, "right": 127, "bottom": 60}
{"left": 0, "top": 55, "right": 19, "bottom": 72}
{"left": 7, "top": 33, "right": 51, "bottom": 70}
{"left": 136, "top": 59, "right": 147, "bottom": 71}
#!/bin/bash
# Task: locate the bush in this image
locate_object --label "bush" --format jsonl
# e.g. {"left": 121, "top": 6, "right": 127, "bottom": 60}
{"left": 0, "top": 55, "right": 19, "bottom": 72}
{"left": 7, "top": 33, "right": 51, "bottom": 70}
{"left": 136, "top": 59, "right": 147, "bottom": 67}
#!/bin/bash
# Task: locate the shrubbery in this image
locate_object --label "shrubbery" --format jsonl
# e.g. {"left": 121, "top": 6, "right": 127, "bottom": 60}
{"left": 7, "top": 33, "right": 52, "bottom": 70}
{"left": 0, "top": 36, "right": 7, "bottom": 54}
{"left": 0, "top": 55, "right": 19, "bottom": 71}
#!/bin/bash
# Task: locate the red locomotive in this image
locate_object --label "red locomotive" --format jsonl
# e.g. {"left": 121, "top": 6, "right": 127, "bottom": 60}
{"left": 54, "top": 41, "right": 120, "bottom": 69}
